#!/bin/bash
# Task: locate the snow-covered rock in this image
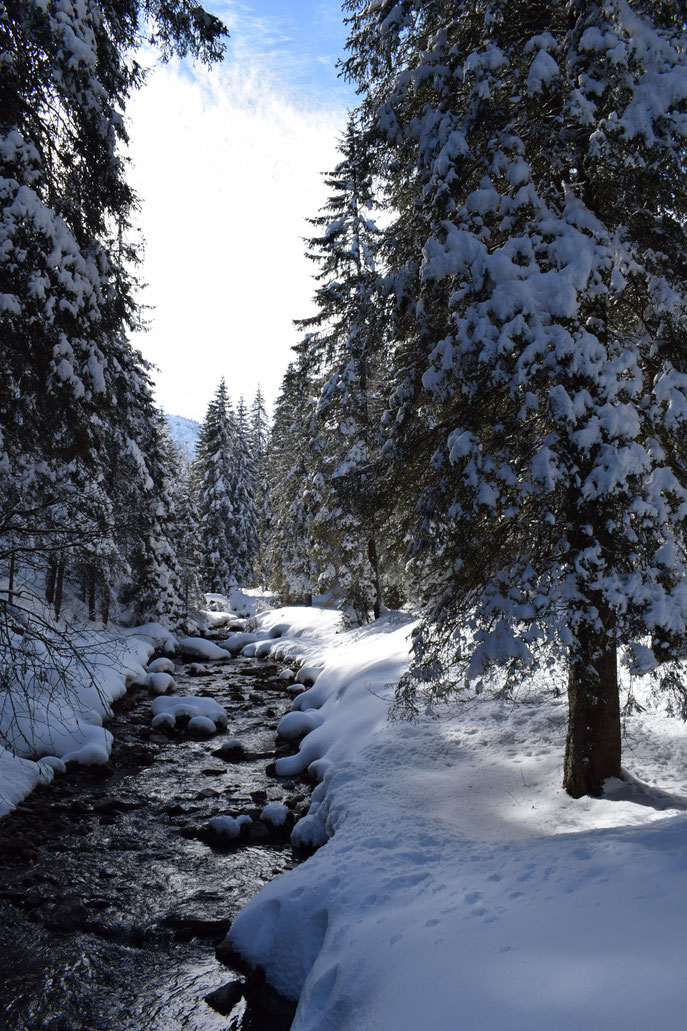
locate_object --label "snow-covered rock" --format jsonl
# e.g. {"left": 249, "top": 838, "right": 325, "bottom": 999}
{"left": 176, "top": 636, "right": 230, "bottom": 661}
{"left": 146, "top": 672, "right": 175, "bottom": 694}
{"left": 147, "top": 657, "right": 175, "bottom": 674}
{"left": 188, "top": 715, "right": 219, "bottom": 734}
{"left": 224, "top": 632, "right": 259, "bottom": 654}
{"left": 277, "top": 710, "right": 324, "bottom": 741}
{"left": 260, "top": 802, "right": 290, "bottom": 827}
{"left": 150, "top": 695, "right": 228, "bottom": 733}
{"left": 209, "top": 813, "right": 252, "bottom": 839}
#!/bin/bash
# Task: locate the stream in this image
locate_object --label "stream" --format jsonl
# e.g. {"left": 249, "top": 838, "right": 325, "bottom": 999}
{"left": 0, "top": 651, "right": 309, "bottom": 1030}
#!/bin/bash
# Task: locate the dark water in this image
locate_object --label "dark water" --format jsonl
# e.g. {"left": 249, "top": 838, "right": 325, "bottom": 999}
{"left": 0, "top": 654, "right": 308, "bottom": 1031}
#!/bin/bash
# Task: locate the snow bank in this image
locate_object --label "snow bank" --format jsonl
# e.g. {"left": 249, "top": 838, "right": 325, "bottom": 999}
{"left": 0, "top": 747, "right": 58, "bottom": 818}
{"left": 0, "top": 621, "right": 171, "bottom": 817}
{"left": 227, "top": 607, "right": 687, "bottom": 1031}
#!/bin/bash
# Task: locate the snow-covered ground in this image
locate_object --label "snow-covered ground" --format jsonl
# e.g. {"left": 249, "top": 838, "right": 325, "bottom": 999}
{"left": 224, "top": 605, "right": 687, "bottom": 1031}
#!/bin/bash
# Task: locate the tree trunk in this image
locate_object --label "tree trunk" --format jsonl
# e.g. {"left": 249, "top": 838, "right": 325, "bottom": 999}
{"left": 45, "top": 558, "right": 57, "bottom": 605}
{"left": 88, "top": 566, "right": 97, "bottom": 622}
{"left": 563, "top": 609, "right": 621, "bottom": 798}
{"left": 54, "top": 560, "right": 65, "bottom": 618}
{"left": 8, "top": 550, "right": 15, "bottom": 606}
{"left": 367, "top": 536, "right": 382, "bottom": 620}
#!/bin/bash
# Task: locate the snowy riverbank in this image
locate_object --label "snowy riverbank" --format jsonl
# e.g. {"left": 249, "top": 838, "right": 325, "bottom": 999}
{"left": 0, "top": 620, "right": 174, "bottom": 817}
{"left": 0, "top": 587, "right": 266, "bottom": 819}
{"left": 225, "top": 605, "right": 687, "bottom": 1031}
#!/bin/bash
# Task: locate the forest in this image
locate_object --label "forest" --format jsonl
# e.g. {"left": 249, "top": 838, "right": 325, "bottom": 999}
{"left": 2, "top": 1, "right": 687, "bottom": 1029}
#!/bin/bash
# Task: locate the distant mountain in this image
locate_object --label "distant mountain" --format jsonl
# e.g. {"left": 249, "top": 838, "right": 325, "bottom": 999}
{"left": 166, "top": 414, "right": 201, "bottom": 458}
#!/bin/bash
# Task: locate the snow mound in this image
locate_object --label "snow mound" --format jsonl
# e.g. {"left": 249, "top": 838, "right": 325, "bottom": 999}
{"left": 254, "top": 639, "right": 276, "bottom": 658}
{"left": 209, "top": 813, "right": 252, "bottom": 838}
{"left": 146, "top": 671, "right": 175, "bottom": 694}
{"left": 177, "top": 636, "right": 230, "bottom": 661}
{"left": 147, "top": 657, "right": 175, "bottom": 674}
{"left": 224, "top": 632, "right": 259, "bottom": 654}
{"left": 295, "top": 666, "right": 323, "bottom": 687}
{"left": 188, "top": 715, "right": 218, "bottom": 734}
{"left": 277, "top": 711, "right": 324, "bottom": 741}
{"left": 151, "top": 712, "right": 175, "bottom": 730}
{"left": 261, "top": 803, "right": 289, "bottom": 827}
{"left": 0, "top": 747, "right": 56, "bottom": 818}
{"left": 150, "top": 695, "right": 228, "bottom": 733}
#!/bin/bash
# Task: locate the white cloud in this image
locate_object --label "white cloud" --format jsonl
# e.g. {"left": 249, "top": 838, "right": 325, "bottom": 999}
{"left": 126, "top": 47, "right": 348, "bottom": 422}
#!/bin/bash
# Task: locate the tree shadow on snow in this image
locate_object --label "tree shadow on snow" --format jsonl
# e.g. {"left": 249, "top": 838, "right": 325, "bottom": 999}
{"left": 605, "top": 769, "right": 687, "bottom": 812}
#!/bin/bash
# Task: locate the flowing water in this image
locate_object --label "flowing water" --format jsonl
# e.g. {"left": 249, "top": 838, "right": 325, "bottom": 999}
{"left": 0, "top": 653, "right": 309, "bottom": 1030}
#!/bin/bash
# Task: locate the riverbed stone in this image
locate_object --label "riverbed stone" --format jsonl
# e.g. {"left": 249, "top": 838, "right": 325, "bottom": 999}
{"left": 161, "top": 912, "right": 232, "bottom": 942}
{"left": 212, "top": 739, "right": 246, "bottom": 760}
{"left": 247, "top": 821, "right": 271, "bottom": 844}
{"left": 204, "top": 979, "right": 245, "bottom": 1015}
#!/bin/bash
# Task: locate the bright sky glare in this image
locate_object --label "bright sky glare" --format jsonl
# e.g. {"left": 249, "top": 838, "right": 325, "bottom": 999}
{"left": 127, "top": 1, "right": 354, "bottom": 422}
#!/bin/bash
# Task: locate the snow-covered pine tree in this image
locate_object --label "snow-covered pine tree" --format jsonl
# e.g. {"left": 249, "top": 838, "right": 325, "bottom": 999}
{"left": 0, "top": 0, "right": 226, "bottom": 622}
{"left": 297, "top": 118, "right": 389, "bottom": 624}
{"left": 267, "top": 361, "right": 320, "bottom": 606}
{"left": 194, "top": 380, "right": 237, "bottom": 596}
{"left": 344, "top": 0, "right": 687, "bottom": 795}
{"left": 230, "top": 397, "right": 259, "bottom": 585}
{"left": 171, "top": 458, "right": 203, "bottom": 623}
{"left": 125, "top": 414, "right": 188, "bottom": 627}
{"left": 251, "top": 386, "right": 272, "bottom": 587}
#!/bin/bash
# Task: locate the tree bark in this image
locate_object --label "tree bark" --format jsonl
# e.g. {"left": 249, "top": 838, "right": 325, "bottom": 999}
{"left": 45, "top": 558, "right": 57, "bottom": 605}
{"left": 8, "top": 550, "right": 15, "bottom": 606}
{"left": 88, "top": 566, "right": 96, "bottom": 622}
{"left": 367, "top": 536, "right": 382, "bottom": 620}
{"left": 54, "top": 560, "right": 65, "bottom": 619}
{"left": 563, "top": 607, "right": 621, "bottom": 798}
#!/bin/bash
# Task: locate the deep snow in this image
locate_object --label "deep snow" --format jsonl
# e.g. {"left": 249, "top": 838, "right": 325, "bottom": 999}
{"left": 222, "top": 604, "right": 687, "bottom": 1031}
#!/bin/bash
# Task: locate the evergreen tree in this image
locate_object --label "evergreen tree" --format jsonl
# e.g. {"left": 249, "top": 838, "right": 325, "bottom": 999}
{"left": 172, "top": 460, "right": 203, "bottom": 623}
{"left": 230, "top": 397, "right": 260, "bottom": 585}
{"left": 267, "top": 362, "right": 320, "bottom": 606}
{"left": 127, "top": 416, "right": 187, "bottom": 627}
{"left": 344, "top": 0, "right": 687, "bottom": 795}
{"left": 298, "top": 118, "right": 389, "bottom": 623}
{"left": 0, "top": 0, "right": 227, "bottom": 626}
{"left": 251, "top": 386, "right": 272, "bottom": 587}
{"left": 195, "top": 379, "right": 237, "bottom": 596}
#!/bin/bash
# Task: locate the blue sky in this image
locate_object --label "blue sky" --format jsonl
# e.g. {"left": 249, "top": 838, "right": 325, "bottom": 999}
{"left": 128, "top": 1, "right": 355, "bottom": 422}
{"left": 217, "top": 0, "right": 354, "bottom": 100}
